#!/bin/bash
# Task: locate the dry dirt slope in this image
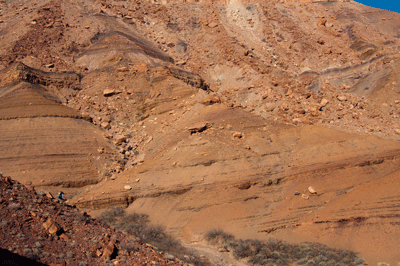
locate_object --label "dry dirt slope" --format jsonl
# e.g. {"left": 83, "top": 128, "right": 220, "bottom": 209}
{"left": 0, "top": 0, "right": 400, "bottom": 265}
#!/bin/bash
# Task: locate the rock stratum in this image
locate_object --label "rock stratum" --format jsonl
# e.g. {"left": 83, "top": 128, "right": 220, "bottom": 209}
{"left": 0, "top": 0, "right": 400, "bottom": 265}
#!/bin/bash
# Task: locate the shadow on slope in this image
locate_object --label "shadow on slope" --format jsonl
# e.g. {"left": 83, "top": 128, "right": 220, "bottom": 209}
{"left": 0, "top": 248, "right": 47, "bottom": 266}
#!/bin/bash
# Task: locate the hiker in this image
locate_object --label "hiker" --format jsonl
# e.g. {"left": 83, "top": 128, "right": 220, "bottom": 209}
{"left": 57, "top": 191, "right": 64, "bottom": 204}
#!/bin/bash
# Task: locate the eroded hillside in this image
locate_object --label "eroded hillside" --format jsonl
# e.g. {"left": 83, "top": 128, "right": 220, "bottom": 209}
{"left": 0, "top": 0, "right": 400, "bottom": 265}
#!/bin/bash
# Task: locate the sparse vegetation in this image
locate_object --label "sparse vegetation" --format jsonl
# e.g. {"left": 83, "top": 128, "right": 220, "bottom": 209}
{"left": 97, "top": 207, "right": 209, "bottom": 266}
{"left": 8, "top": 203, "right": 21, "bottom": 210}
{"left": 205, "top": 229, "right": 365, "bottom": 266}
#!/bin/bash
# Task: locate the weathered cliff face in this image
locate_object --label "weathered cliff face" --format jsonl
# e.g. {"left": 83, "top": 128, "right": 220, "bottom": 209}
{"left": 0, "top": 0, "right": 400, "bottom": 264}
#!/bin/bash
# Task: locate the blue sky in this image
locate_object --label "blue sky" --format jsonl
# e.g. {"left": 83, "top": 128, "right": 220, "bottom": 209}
{"left": 355, "top": 0, "right": 400, "bottom": 14}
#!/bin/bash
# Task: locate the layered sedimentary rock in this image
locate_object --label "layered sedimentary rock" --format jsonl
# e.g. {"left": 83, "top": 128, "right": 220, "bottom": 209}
{"left": 0, "top": 0, "right": 400, "bottom": 264}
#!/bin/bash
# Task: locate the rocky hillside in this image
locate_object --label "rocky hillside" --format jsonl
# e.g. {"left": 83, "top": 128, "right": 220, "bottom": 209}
{"left": 0, "top": 0, "right": 400, "bottom": 265}
{"left": 0, "top": 174, "right": 186, "bottom": 265}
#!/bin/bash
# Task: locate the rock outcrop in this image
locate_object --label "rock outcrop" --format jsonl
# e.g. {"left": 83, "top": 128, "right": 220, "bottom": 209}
{"left": 0, "top": 0, "right": 400, "bottom": 264}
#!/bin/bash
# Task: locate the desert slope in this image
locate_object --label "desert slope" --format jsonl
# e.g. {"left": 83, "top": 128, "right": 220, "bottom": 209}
{"left": 0, "top": 0, "right": 400, "bottom": 265}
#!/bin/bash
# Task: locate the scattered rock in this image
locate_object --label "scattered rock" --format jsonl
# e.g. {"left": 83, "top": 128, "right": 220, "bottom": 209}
{"left": 294, "top": 192, "right": 300, "bottom": 196}
{"left": 113, "top": 135, "right": 127, "bottom": 145}
{"left": 308, "top": 186, "right": 317, "bottom": 194}
{"left": 233, "top": 132, "right": 244, "bottom": 139}
{"left": 101, "top": 122, "right": 111, "bottom": 130}
{"left": 103, "top": 132, "right": 113, "bottom": 139}
{"left": 116, "top": 67, "right": 129, "bottom": 72}
{"left": 317, "top": 18, "right": 327, "bottom": 26}
{"left": 237, "top": 182, "right": 251, "bottom": 190}
{"left": 218, "top": 247, "right": 230, "bottom": 252}
{"left": 124, "top": 185, "right": 132, "bottom": 190}
{"left": 320, "top": 98, "right": 329, "bottom": 107}
{"left": 201, "top": 97, "right": 221, "bottom": 105}
{"left": 264, "top": 103, "right": 276, "bottom": 112}
{"left": 208, "top": 22, "right": 218, "bottom": 28}
{"left": 280, "top": 103, "right": 290, "bottom": 111}
{"left": 103, "top": 89, "right": 116, "bottom": 97}
{"left": 302, "top": 194, "right": 309, "bottom": 200}
{"left": 96, "top": 248, "right": 103, "bottom": 257}
{"left": 102, "top": 239, "right": 117, "bottom": 260}
{"left": 325, "top": 21, "right": 334, "bottom": 28}
{"left": 59, "top": 233, "right": 69, "bottom": 241}
{"left": 188, "top": 122, "right": 211, "bottom": 134}
{"left": 337, "top": 95, "right": 347, "bottom": 101}
{"left": 42, "top": 218, "right": 62, "bottom": 235}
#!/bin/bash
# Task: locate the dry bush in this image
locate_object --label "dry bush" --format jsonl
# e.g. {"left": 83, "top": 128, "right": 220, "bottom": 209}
{"left": 97, "top": 207, "right": 210, "bottom": 266}
{"left": 205, "top": 230, "right": 365, "bottom": 266}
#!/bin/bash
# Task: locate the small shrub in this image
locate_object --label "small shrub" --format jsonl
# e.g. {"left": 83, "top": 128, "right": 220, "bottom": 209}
{"left": 35, "top": 242, "right": 42, "bottom": 248}
{"left": 42, "top": 252, "right": 50, "bottom": 257}
{"left": 67, "top": 252, "right": 74, "bottom": 258}
{"left": 59, "top": 253, "right": 65, "bottom": 259}
{"left": 232, "top": 240, "right": 253, "bottom": 259}
{"left": 297, "top": 258, "right": 308, "bottom": 265}
{"left": 0, "top": 221, "right": 8, "bottom": 227}
{"left": 79, "top": 261, "right": 87, "bottom": 266}
{"left": 325, "top": 259, "right": 336, "bottom": 266}
{"left": 98, "top": 208, "right": 210, "bottom": 266}
{"left": 354, "top": 258, "right": 365, "bottom": 265}
{"left": 306, "top": 260, "right": 317, "bottom": 266}
{"left": 8, "top": 203, "right": 21, "bottom": 210}
{"left": 23, "top": 248, "right": 32, "bottom": 255}
{"left": 97, "top": 207, "right": 125, "bottom": 225}
{"left": 205, "top": 229, "right": 235, "bottom": 245}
